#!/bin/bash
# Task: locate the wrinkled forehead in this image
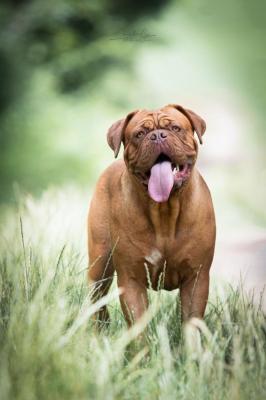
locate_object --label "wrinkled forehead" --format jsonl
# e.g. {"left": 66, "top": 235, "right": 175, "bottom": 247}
{"left": 125, "top": 106, "right": 192, "bottom": 133}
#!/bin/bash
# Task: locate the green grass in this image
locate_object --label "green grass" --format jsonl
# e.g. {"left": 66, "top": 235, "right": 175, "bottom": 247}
{"left": 0, "top": 188, "right": 266, "bottom": 400}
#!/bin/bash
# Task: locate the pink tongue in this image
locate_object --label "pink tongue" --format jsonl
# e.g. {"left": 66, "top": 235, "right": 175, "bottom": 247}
{"left": 148, "top": 161, "right": 174, "bottom": 203}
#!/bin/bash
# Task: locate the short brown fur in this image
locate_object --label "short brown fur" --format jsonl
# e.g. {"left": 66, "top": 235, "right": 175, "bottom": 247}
{"left": 88, "top": 104, "right": 216, "bottom": 326}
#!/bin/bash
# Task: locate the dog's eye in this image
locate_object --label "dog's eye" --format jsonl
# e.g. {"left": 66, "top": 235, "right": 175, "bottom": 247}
{"left": 172, "top": 125, "right": 181, "bottom": 132}
{"left": 136, "top": 131, "right": 144, "bottom": 138}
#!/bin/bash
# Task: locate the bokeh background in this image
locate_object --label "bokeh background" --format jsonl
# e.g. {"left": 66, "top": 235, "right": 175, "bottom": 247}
{"left": 0, "top": 0, "right": 265, "bottom": 302}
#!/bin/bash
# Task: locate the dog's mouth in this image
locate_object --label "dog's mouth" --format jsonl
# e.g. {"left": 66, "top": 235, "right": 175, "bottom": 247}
{"left": 136, "top": 153, "right": 193, "bottom": 203}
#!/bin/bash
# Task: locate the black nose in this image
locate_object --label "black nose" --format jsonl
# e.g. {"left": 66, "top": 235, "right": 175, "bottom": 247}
{"left": 150, "top": 131, "right": 167, "bottom": 141}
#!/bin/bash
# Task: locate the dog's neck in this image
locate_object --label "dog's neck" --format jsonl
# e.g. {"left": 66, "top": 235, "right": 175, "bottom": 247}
{"left": 122, "top": 167, "right": 197, "bottom": 239}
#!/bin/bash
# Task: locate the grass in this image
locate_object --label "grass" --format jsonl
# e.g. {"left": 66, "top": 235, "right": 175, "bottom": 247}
{"left": 0, "top": 187, "right": 266, "bottom": 400}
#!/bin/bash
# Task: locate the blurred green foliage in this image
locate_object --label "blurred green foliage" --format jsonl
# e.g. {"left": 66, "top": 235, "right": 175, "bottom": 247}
{"left": 0, "top": 0, "right": 167, "bottom": 100}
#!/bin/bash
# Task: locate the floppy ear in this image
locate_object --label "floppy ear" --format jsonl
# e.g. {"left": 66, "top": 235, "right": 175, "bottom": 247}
{"left": 107, "top": 110, "right": 138, "bottom": 158}
{"left": 169, "top": 104, "right": 206, "bottom": 144}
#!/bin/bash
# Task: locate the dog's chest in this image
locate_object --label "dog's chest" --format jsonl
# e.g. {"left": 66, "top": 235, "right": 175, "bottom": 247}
{"left": 142, "top": 243, "right": 187, "bottom": 290}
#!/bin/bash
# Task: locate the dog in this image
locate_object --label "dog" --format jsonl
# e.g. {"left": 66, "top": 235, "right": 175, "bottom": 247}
{"left": 88, "top": 104, "right": 216, "bottom": 326}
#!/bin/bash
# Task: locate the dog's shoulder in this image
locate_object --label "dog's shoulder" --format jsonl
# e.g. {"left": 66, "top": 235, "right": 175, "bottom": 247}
{"left": 101, "top": 159, "right": 125, "bottom": 179}
{"left": 95, "top": 159, "right": 126, "bottom": 193}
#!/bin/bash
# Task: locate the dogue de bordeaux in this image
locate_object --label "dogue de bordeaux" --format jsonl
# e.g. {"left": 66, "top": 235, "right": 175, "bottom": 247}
{"left": 88, "top": 104, "right": 216, "bottom": 326}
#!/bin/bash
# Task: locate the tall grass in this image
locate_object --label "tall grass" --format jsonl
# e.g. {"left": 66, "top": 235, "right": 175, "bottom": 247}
{"left": 0, "top": 187, "right": 265, "bottom": 400}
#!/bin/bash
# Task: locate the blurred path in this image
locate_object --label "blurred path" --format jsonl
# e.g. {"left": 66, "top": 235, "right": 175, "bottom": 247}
{"left": 211, "top": 228, "right": 266, "bottom": 310}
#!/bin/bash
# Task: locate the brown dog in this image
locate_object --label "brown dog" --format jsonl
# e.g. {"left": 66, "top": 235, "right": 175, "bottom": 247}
{"left": 88, "top": 104, "right": 216, "bottom": 326}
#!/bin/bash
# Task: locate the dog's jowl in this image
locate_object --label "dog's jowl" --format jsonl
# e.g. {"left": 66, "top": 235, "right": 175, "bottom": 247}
{"left": 88, "top": 104, "right": 216, "bottom": 326}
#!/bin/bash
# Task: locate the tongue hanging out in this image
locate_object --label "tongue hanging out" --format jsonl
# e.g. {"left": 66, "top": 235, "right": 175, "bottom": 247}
{"left": 148, "top": 160, "right": 174, "bottom": 203}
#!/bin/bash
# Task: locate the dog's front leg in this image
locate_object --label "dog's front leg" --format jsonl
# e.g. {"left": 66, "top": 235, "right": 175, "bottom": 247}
{"left": 180, "top": 267, "right": 210, "bottom": 321}
{"left": 118, "top": 277, "right": 148, "bottom": 326}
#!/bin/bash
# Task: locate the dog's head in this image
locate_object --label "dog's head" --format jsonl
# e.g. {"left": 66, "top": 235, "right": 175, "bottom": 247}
{"left": 107, "top": 104, "right": 206, "bottom": 203}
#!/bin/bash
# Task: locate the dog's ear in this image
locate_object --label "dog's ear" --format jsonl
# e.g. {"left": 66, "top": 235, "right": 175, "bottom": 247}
{"left": 169, "top": 104, "right": 206, "bottom": 144}
{"left": 107, "top": 110, "right": 138, "bottom": 158}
